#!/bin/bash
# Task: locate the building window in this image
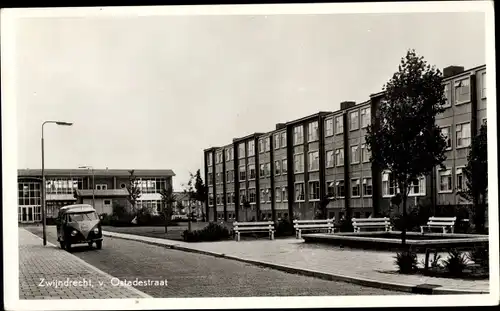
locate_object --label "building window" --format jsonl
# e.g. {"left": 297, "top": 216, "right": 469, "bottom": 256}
{"left": 350, "top": 145, "right": 360, "bottom": 164}
{"left": 226, "top": 147, "right": 233, "bottom": 161}
{"left": 456, "top": 122, "right": 471, "bottom": 148}
{"left": 409, "top": 176, "right": 426, "bottom": 196}
{"left": 295, "top": 183, "right": 305, "bottom": 201}
{"left": 382, "top": 171, "right": 397, "bottom": 197}
{"left": 481, "top": 72, "right": 486, "bottom": 99}
{"left": 308, "top": 151, "right": 319, "bottom": 171}
{"left": 439, "top": 169, "right": 452, "bottom": 193}
{"left": 282, "top": 159, "right": 288, "bottom": 174}
{"left": 261, "top": 189, "right": 270, "bottom": 203}
{"left": 96, "top": 184, "right": 107, "bottom": 190}
{"left": 215, "top": 172, "right": 221, "bottom": 184}
{"left": 265, "top": 137, "right": 270, "bottom": 152}
{"left": 227, "top": 193, "right": 232, "bottom": 205}
{"left": 294, "top": 154, "right": 304, "bottom": 173}
{"left": 208, "top": 193, "right": 214, "bottom": 206}
{"left": 216, "top": 194, "right": 221, "bottom": 205}
{"left": 349, "top": 111, "right": 359, "bottom": 131}
{"left": 248, "top": 164, "right": 256, "bottom": 180}
{"left": 309, "top": 181, "right": 320, "bottom": 201}
{"left": 266, "top": 163, "right": 272, "bottom": 177}
{"left": 326, "top": 181, "right": 335, "bottom": 198}
{"left": 239, "top": 189, "right": 247, "bottom": 203}
{"left": 282, "top": 186, "right": 288, "bottom": 201}
{"left": 248, "top": 188, "right": 256, "bottom": 203}
{"left": 260, "top": 164, "right": 265, "bottom": 178}
{"left": 351, "top": 179, "right": 360, "bottom": 197}
{"left": 207, "top": 153, "right": 213, "bottom": 166}
{"left": 363, "top": 178, "right": 373, "bottom": 196}
{"left": 360, "top": 107, "right": 371, "bottom": 128}
{"left": 361, "top": 144, "right": 370, "bottom": 163}
{"left": 226, "top": 170, "right": 232, "bottom": 183}
{"left": 207, "top": 173, "right": 213, "bottom": 185}
{"left": 336, "top": 180, "right": 345, "bottom": 198}
{"left": 238, "top": 143, "right": 245, "bottom": 159}
{"left": 308, "top": 121, "right": 319, "bottom": 142}
{"left": 325, "top": 118, "right": 334, "bottom": 137}
{"left": 274, "top": 134, "right": 280, "bottom": 149}
{"left": 275, "top": 187, "right": 282, "bottom": 202}
{"left": 456, "top": 167, "right": 465, "bottom": 191}
{"left": 259, "top": 139, "right": 265, "bottom": 153}
{"left": 326, "top": 150, "right": 334, "bottom": 168}
{"left": 454, "top": 78, "right": 470, "bottom": 104}
{"left": 335, "top": 115, "right": 343, "bottom": 134}
{"left": 293, "top": 125, "right": 303, "bottom": 145}
{"left": 217, "top": 152, "right": 223, "bottom": 164}
{"left": 120, "top": 183, "right": 126, "bottom": 188}
{"left": 239, "top": 166, "right": 246, "bottom": 181}
{"left": 275, "top": 160, "right": 281, "bottom": 176}
{"left": 335, "top": 148, "right": 344, "bottom": 166}
{"left": 248, "top": 140, "right": 255, "bottom": 157}
{"left": 280, "top": 132, "right": 287, "bottom": 148}
{"left": 441, "top": 126, "right": 452, "bottom": 149}
{"left": 443, "top": 83, "right": 451, "bottom": 108}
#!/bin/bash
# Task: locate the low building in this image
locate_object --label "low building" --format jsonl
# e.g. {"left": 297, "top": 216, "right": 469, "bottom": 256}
{"left": 17, "top": 168, "right": 175, "bottom": 223}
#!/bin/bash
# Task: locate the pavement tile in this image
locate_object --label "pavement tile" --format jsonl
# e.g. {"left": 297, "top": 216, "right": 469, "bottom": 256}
{"left": 104, "top": 230, "right": 489, "bottom": 293}
{"left": 18, "top": 228, "right": 149, "bottom": 300}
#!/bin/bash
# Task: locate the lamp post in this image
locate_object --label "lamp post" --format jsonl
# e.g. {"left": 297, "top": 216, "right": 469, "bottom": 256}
{"left": 79, "top": 166, "right": 95, "bottom": 208}
{"left": 41, "top": 120, "right": 73, "bottom": 246}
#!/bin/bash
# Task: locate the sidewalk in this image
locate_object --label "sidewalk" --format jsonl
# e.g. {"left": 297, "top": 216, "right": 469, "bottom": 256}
{"left": 104, "top": 230, "right": 489, "bottom": 295}
{"left": 19, "top": 228, "right": 151, "bottom": 299}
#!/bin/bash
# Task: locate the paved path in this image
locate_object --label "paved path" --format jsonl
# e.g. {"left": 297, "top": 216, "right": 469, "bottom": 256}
{"left": 102, "top": 230, "right": 489, "bottom": 294}
{"left": 19, "top": 228, "right": 150, "bottom": 299}
{"left": 25, "top": 226, "right": 408, "bottom": 297}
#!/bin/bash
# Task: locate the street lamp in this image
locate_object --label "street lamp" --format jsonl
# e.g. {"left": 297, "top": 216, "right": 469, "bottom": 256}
{"left": 41, "top": 120, "right": 73, "bottom": 246}
{"left": 79, "top": 166, "right": 95, "bottom": 208}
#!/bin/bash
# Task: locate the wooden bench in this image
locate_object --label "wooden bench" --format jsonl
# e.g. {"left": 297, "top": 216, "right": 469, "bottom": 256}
{"left": 293, "top": 219, "right": 335, "bottom": 239}
{"left": 233, "top": 221, "right": 275, "bottom": 241}
{"left": 352, "top": 217, "right": 393, "bottom": 232}
{"left": 420, "top": 217, "right": 457, "bottom": 234}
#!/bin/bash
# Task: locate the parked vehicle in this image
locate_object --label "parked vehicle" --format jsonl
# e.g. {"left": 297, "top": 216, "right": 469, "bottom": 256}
{"left": 56, "top": 204, "right": 103, "bottom": 251}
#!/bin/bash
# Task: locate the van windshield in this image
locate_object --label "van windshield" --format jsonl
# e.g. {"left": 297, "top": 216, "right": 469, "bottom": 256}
{"left": 68, "top": 212, "right": 98, "bottom": 222}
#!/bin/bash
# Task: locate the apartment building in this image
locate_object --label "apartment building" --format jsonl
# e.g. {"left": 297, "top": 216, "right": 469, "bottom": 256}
{"left": 17, "top": 169, "right": 175, "bottom": 223}
{"left": 203, "top": 64, "right": 487, "bottom": 223}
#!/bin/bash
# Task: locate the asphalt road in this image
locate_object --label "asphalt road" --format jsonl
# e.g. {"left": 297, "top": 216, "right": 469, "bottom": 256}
{"left": 25, "top": 226, "right": 409, "bottom": 297}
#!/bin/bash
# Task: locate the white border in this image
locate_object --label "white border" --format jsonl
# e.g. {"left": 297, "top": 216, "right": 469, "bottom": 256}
{"left": 2, "top": 1, "right": 498, "bottom": 310}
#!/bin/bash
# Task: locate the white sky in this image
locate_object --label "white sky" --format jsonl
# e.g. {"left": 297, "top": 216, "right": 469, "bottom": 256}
{"left": 10, "top": 9, "right": 486, "bottom": 191}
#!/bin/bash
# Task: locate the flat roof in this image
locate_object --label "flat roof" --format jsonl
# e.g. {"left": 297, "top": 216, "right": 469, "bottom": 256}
{"left": 18, "top": 168, "right": 175, "bottom": 177}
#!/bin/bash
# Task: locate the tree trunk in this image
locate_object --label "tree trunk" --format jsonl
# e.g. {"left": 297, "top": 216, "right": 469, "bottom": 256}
{"left": 188, "top": 200, "right": 192, "bottom": 232}
{"left": 401, "top": 193, "right": 407, "bottom": 246}
{"left": 164, "top": 211, "right": 168, "bottom": 233}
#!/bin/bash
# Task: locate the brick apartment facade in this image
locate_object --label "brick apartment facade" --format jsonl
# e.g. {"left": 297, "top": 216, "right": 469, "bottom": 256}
{"left": 204, "top": 65, "right": 487, "bottom": 223}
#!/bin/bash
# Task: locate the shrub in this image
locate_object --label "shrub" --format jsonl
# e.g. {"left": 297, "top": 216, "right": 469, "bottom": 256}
{"left": 112, "top": 202, "right": 127, "bottom": 218}
{"left": 394, "top": 250, "right": 418, "bottom": 274}
{"left": 182, "top": 222, "right": 230, "bottom": 242}
{"left": 99, "top": 213, "right": 113, "bottom": 226}
{"left": 275, "top": 219, "right": 294, "bottom": 237}
{"left": 443, "top": 249, "right": 470, "bottom": 276}
{"left": 467, "top": 247, "right": 489, "bottom": 271}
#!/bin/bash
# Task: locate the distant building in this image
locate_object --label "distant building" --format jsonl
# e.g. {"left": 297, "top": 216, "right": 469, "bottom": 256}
{"left": 173, "top": 191, "right": 204, "bottom": 217}
{"left": 17, "top": 169, "right": 175, "bottom": 223}
{"left": 203, "top": 64, "right": 487, "bottom": 222}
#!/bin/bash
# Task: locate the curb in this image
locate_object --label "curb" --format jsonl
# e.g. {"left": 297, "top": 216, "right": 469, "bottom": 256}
{"left": 22, "top": 229, "right": 152, "bottom": 299}
{"left": 103, "top": 231, "right": 488, "bottom": 295}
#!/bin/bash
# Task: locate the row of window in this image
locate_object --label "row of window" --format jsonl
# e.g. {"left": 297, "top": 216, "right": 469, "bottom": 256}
{"left": 216, "top": 212, "right": 290, "bottom": 221}
{"left": 438, "top": 167, "right": 466, "bottom": 193}
{"left": 381, "top": 172, "right": 426, "bottom": 197}
{"left": 442, "top": 74, "right": 486, "bottom": 108}
{"left": 440, "top": 122, "right": 472, "bottom": 150}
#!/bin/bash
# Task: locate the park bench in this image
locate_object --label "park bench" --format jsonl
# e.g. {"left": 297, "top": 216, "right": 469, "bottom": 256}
{"left": 420, "top": 216, "right": 457, "bottom": 234}
{"left": 352, "top": 217, "right": 393, "bottom": 232}
{"left": 293, "top": 219, "right": 335, "bottom": 239}
{"left": 233, "top": 221, "right": 275, "bottom": 242}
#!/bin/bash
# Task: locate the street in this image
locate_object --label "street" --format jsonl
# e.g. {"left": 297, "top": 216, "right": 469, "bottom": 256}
{"left": 25, "top": 226, "right": 408, "bottom": 297}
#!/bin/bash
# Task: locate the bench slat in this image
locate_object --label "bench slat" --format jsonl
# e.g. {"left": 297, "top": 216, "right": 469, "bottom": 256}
{"left": 294, "top": 219, "right": 334, "bottom": 224}
{"left": 295, "top": 224, "right": 333, "bottom": 229}
{"left": 354, "top": 222, "right": 389, "bottom": 226}
{"left": 235, "top": 227, "right": 274, "bottom": 231}
{"left": 427, "top": 222, "right": 455, "bottom": 226}
{"left": 234, "top": 221, "right": 273, "bottom": 226}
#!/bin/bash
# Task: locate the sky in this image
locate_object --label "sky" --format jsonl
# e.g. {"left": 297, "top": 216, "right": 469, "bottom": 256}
{"left": 12, "top": 9, "right": 486, "bottom": 191}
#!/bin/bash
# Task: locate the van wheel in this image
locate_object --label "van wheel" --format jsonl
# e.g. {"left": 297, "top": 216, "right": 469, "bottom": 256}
{"left": 59, "top": 241, "right": 65, "bottom": 249}
{"left": 88, "top": 242, "right": 93, "bottom": 248}
{"left": 96, "top": 241, "right": 102, "bottom": 249}
{"left": 65, "top": 241, "right": 72, "bottom": 252}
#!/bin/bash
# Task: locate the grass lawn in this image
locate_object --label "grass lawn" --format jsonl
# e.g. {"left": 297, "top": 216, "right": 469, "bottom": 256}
{"left": 103, "top": 222, "right": 234, "bottom": 241}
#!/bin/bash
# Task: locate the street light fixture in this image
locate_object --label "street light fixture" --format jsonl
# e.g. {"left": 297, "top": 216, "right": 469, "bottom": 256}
{"left": 78, "top": 166, "right": 95, "bottom": 208}
{"left": 41, "top": 120, "right": 73, "bottom": 246}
